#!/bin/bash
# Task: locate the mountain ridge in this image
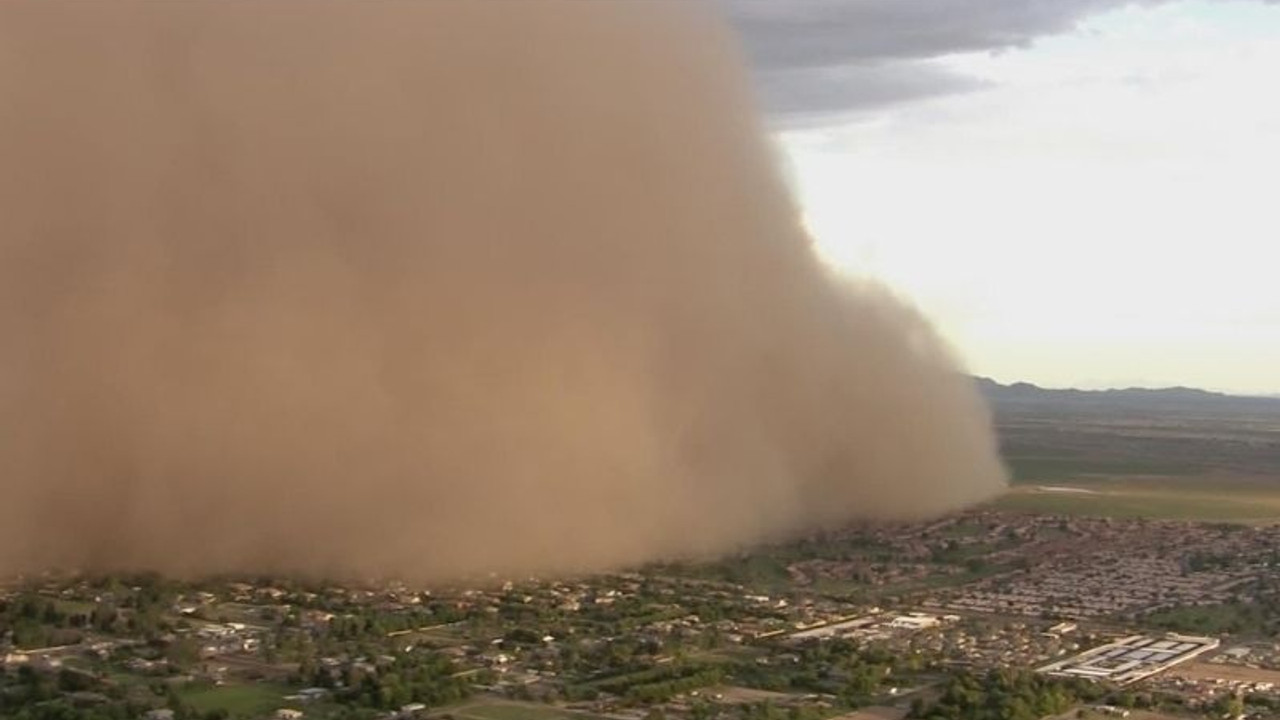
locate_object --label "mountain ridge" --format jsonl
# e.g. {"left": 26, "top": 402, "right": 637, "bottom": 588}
{"left": 974, "top": 376, "right": 1280, "bottom": 413}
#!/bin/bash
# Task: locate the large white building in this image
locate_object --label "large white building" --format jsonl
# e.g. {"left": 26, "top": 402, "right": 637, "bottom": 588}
{"left": 1038, "top": 633, "right": 1219, "bottom": 685}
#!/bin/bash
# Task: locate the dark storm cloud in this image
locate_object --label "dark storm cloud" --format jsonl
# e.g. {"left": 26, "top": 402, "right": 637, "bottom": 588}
{"left": 722, "top": 0, "right": 1164, "bottom": 118}
{"left": 751, "top": 60, "right": 989, "bottom": 119}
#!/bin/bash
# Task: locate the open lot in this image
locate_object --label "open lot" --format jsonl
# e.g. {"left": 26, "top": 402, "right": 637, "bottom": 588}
{"left": 444, "top": 699, "right": 608, "bottom": 720}
{"left": 706, "top": 685, "right": 794, "bottom": 704}
{"left": 828, "top": 708, "right": 906, "bottom": 720}
{"left": 1171, "top": 661, "right": 1280, "bottom": 685}
{"left": 180, "top": 682, "right": 295, "bottom": 716}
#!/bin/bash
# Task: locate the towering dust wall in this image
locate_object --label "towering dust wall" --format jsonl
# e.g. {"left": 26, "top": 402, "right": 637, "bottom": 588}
{"left": 0, "top": 1, "right": 1005, "bottom": 580}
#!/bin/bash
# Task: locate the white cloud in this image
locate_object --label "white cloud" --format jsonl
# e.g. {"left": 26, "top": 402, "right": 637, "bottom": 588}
{"left": 782, "top": 1, "right": 1280, "bottom": 392}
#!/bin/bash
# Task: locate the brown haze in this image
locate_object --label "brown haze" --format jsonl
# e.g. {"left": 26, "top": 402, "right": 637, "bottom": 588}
{"left": 0, "top": 1, "right": 1006, "bottom": 581}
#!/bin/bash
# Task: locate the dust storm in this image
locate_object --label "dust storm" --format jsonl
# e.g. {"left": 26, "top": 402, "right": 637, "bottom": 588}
{"left": 0, "top": 1, "right": 1005, "bottom": 580}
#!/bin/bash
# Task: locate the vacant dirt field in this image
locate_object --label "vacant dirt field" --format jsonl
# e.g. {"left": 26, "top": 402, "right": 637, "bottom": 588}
{"left": 829, "top": 708, "right": 906, "bottom": 720}
{"left": 1171, "top": 660, "right": 1280, "bottom": 685}
{"left": 704, "top": 686, "right": 794, "bottom": 703}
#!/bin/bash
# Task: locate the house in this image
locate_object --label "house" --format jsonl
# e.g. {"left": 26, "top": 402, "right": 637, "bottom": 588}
{"left": 889, "top": 614, "right": 940, "bottom": 631}
{"left": 1047, "top": 622, "right": 1078, "bottom": 636}
{"left": 297, "top": 688, "right": 330, "bottom": 702}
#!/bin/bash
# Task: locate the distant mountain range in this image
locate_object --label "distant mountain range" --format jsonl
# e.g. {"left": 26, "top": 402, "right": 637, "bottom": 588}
{"left": 974, "top": 376, "right": 1280, "bottom": 415}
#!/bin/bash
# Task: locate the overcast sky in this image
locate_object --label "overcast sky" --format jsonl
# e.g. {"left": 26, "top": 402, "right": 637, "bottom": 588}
{"left": 724, "top": 0, "right": 1280, "bottom": 394}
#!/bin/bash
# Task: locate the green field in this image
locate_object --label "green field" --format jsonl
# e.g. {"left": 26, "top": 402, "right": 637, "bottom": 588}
{"left": 52, "top": 599, "right": 98, "bottom": 615}
{"left": 180, "top": 682, "right": 294, "bottom": 716}
{"left": 990, "top": 480, "right": 1280, "bottom": 522}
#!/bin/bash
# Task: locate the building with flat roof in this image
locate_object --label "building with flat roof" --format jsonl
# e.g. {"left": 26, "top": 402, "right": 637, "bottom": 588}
{"left": 1037, "top": 633, "right": 1219, "bottom": 685}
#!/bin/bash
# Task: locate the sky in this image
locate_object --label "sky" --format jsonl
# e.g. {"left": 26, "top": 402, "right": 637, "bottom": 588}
{"left": 726, "top": 0, "right": 1280, "bottom": 394}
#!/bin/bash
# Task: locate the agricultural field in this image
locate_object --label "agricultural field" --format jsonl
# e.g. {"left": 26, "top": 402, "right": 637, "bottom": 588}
{"left": 978, "top": 379, "right": 1280, "bottom": 523}
{"left": 990, "top": 480, "right": 1280, "bottom": 522}
{"left": 1004, "top": 456, "right": 1196, "bottom": 484}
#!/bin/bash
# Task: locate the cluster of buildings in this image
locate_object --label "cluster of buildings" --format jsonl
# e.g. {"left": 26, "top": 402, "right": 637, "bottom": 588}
{"left": 786, "top": 612, "right": 949, "bottom": 642}
{"left": 9, "top": 511, "right": 1280, "bottom": 719}
{"left": 929, "top": 517, "right": 1276, "bottom": 619}
{"left": 941, "top": 554, "right": 1249, "bottom": 617}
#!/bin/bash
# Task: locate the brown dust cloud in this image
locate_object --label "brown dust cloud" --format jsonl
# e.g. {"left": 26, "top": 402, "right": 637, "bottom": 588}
{"left": 0, "top": 1, "right": 1006, "bottom": 581}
